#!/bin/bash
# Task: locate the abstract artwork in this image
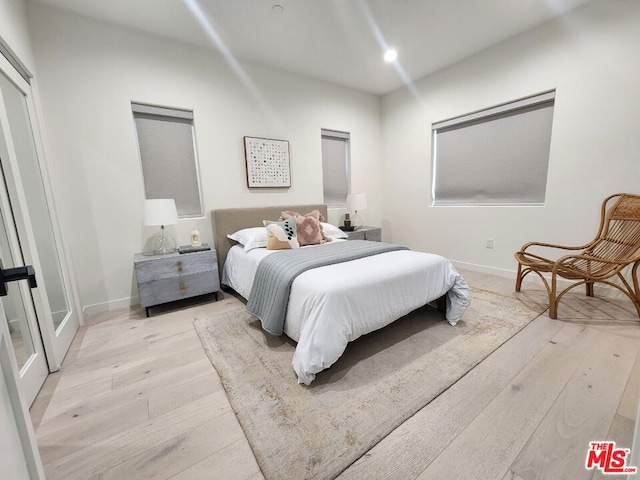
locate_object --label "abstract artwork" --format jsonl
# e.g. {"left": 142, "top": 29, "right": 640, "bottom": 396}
{"left": 244, "top": 136, "right": 291, "bottom": 188}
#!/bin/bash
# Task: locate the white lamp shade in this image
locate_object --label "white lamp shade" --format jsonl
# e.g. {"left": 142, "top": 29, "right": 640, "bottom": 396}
{"left": 347, "top": 193, "right": 367, "bottom": 211}
{"left": 143, "top": 199, "right": 179, "bottom": 226}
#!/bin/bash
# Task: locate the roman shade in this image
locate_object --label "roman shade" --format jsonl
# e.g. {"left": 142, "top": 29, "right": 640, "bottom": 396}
{"left": 432, "top": 90, "right": 555, "bottom": 206}
{"left": 132, "top": 102, "right": 202, "bottom": 217}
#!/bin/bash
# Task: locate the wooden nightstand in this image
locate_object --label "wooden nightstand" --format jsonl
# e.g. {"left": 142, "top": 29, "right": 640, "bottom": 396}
{"left": 345, "top": 226, "right": 381, "bottom": 242}
{"left": 134, "top": 249, "right": 220, "bottom": 317}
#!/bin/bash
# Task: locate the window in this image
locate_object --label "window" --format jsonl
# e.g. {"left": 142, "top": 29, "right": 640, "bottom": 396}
{"left": 321, "top": 129, "right": 350, "bottom": 207}
{"left": 432, "top": 90, "right": 555, "bottom": 206}
{"left": 132, "top": 102, "right": 202, "bottom": 218}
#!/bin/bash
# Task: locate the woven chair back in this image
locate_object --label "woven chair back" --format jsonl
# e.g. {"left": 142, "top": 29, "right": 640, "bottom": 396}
{"left": 587, "top": 194, "right": 640, "bottom": 264}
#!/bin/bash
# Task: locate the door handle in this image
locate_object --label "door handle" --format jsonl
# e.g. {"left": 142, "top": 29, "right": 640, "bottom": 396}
{"left": 0, "top": 265, "right": 37, "bottom": 296}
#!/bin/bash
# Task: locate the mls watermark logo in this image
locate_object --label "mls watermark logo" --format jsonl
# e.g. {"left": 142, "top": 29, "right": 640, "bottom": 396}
{"left": 585, "top": 441, "right": 637, "bottom": 475}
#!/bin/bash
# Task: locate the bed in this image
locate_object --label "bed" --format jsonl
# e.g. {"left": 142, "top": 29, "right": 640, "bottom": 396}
{"left": 212, "top": 204, "right": 470, "bottom": 385}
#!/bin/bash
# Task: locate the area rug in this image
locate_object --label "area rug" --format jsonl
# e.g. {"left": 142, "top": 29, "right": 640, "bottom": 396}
{"left": 193, "top": 288, "right": 546, "bottom": 480}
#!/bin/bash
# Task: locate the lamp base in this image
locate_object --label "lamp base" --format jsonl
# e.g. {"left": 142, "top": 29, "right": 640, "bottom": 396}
{"left": 152, "top": 227, "right": 176, "bottom": 255}
{"left": 353, "top": 210, "right": 363, "bottom": 229}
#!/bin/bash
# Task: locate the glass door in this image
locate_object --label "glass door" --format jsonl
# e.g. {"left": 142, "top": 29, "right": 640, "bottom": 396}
{"left": 0, "top": 53, "right": 80, "bottom": 402}
{"left": 0, "top": 158, "right": 48, "bottom": 406}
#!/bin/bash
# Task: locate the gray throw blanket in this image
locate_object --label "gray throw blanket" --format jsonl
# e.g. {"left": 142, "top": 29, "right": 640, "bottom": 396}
{"left": 246, "top": 240, "right": 408, "bottom": 335}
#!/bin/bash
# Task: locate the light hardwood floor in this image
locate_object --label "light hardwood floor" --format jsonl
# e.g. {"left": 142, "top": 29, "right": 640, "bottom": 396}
{"left": 30, "top": 271, "right": 640, "bottom": 480}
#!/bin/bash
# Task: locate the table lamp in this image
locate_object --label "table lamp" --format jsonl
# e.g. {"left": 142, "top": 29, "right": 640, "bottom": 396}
{"left": 143, "top": 199, "right": 179, "bottom": 254}
{"left": 346, "top": 193, "right": 367, "bottom": 229}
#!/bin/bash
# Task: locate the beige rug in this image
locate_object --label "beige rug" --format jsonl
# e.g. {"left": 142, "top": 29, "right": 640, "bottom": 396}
{"left": 194, "top": 288, "right": 546, "bottom": 480}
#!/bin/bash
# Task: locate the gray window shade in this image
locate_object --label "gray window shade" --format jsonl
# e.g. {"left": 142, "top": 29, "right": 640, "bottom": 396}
{"left": 132, "top": 103, "right": 202, "bottom": 217}
{"left": 132, "top": 103, "right": 193, "bottom": 120}
{"left": 432, "top": 91, "right": 555, "bottom": 206}
{"left": 321, "top": 129, "right": 350, "bottom": 207}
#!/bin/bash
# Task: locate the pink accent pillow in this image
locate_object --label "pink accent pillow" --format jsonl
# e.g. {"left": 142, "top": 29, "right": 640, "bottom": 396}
{"left": 279, "top": 210, "right": 331, "bottom": 246}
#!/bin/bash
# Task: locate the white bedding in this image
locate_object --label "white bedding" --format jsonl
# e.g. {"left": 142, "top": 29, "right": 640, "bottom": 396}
{"left": 222, "top": 242, "right": 470, "bottom": 385}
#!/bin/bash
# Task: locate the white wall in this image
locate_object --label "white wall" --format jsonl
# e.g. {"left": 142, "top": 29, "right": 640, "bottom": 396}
{"left": 0, "top": 0, "right": 35, "bottom": 73}
{"left": 26, "top": 3, "right": 383, "bottom": 312}
{"left": 380, "top": 0, "right": 640, "bottom": 276}
{"left": 24, "top": 0, "right": 639, "bottom": 311}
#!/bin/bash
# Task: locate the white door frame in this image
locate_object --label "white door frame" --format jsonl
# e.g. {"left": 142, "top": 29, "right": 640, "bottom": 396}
{"left": 0, "top": 52, "right": 82, "bottom": 372}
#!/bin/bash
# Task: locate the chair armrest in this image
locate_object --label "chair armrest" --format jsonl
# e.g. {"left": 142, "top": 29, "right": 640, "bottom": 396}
{"left": 514, "top": 250, "right": 555, "bottom": 264}
{"left": 519, "top": 241, "right": 592, "bottom": 253}
{"left": 555, "top": 252, "right": 640, "bottom": 267}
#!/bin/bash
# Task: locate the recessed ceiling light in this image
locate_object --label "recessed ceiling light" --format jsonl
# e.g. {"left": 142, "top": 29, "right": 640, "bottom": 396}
{"left": 272, "top": 4, "right": 284, "bottom": 14}
{"left": 384, "top": 48, "right": 397, "bottom": 63}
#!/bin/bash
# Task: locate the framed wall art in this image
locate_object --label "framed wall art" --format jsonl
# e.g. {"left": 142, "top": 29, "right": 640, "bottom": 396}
{"left": 244, "top": 136, "right": 291, "bottom": 188}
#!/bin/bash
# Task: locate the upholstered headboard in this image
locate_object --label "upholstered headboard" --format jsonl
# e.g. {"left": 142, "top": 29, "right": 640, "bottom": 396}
{"left": 211, "top": 204, "right": 328, "bottom": 277}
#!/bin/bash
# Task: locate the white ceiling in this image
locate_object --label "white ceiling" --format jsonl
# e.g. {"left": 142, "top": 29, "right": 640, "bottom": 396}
{"left": 31, "top": 0, "right": 596, "bottom": 94}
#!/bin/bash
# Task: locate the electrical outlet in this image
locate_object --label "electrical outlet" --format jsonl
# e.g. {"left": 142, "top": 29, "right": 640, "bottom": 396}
{"left": 486, "top": 238, "right": 494, "bottom": 249}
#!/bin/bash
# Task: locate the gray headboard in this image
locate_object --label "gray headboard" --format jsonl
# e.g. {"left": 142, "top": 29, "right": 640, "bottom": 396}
{"left": 211, "top": 204, "right": 328, "bottom": 277}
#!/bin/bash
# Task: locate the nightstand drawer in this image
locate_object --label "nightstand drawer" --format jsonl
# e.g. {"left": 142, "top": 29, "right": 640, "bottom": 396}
{"left": 138, "top": 272, "right": 220, "bottom": 308}
{"left": 134, "top": 249, "right": 221, "bottom": 315}
{"left": 345, "top": 227, "right": 381, "bottom": 242}
{"left": 134, "top": 251, "right": 217, "bottom": 282}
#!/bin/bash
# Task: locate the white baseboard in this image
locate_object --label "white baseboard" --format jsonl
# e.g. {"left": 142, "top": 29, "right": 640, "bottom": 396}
{"left": 81, "top": 262, "right": 635, "bottom": 320}
{"left": 82, "top": 296, "right": 140, "bottom": 321}
{"left": 450, "top": 260, "right": 516, "bottom": 279}
{"left": 7, "top": 317, "right": 19, "bottom": 333}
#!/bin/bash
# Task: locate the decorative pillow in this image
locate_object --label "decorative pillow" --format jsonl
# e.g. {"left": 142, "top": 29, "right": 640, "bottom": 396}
{"left": 321, "top": 222, "right": 348, "bottom": 239}
{"left": 280, "top": 210, "right": 330, "bottom": 246}
{"left": 227, "top": 227, "right": 268, "bottom": 251}
{"left": 263, "top": 218, "right": 299, "bottom": 250}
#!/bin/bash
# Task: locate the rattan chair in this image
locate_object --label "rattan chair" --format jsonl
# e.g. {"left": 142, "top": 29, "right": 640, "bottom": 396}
{"left": 515, "top": 193, "right": 640, "bottom": 319}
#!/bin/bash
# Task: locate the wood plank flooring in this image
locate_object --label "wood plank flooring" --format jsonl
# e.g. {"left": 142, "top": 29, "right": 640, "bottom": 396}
{"left": 30, "top": 271, "right": 640, "bottom": 480}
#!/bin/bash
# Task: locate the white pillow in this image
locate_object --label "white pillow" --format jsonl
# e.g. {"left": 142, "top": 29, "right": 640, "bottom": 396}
{"left": 227, "top": 227, "right": 268, "bottom": 251}
{"left": 321, "top": 222, "right": 348, "bottom": 239}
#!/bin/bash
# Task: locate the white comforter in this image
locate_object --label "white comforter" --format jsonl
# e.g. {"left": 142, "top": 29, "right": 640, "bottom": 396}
{"left": 222, "top": 242, "right": 470, "bottom": 385}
